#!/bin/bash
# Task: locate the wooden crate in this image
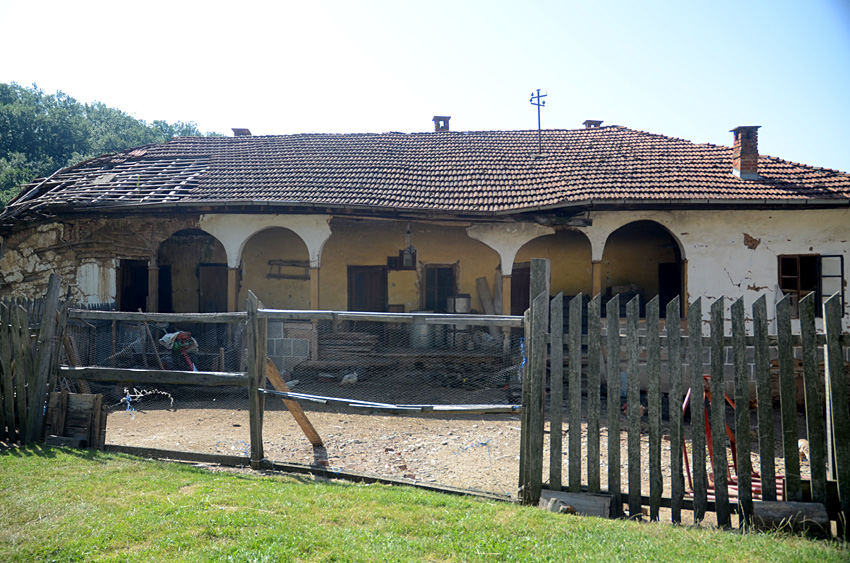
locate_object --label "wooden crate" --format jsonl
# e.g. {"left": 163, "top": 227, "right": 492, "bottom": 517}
{"left": 44, "top": 392, "right": 106, "bottom": 449}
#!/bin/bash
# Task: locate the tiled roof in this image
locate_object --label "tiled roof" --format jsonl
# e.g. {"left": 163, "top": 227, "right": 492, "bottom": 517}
{"left": 4, "top": 126, "right": 850, "bottom": 222}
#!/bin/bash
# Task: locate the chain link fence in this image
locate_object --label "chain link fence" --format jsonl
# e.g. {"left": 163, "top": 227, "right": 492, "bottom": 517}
{"left": 61, "top": 308, "right": 526, "bottom": 496}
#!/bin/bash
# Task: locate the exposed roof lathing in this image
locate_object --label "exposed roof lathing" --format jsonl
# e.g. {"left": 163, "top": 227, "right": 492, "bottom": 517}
{"left": 4, "top": 125, "right": 849, "bottom": 223}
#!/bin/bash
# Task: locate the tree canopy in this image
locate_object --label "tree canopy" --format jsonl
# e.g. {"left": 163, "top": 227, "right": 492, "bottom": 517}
{"left": 0, "top": 82, "right": 222, "bottom": 206}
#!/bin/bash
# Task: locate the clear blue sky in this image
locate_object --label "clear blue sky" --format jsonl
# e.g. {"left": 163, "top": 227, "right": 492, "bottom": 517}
{"left": 1, "top": 0, "right": 849, "bottom": 172}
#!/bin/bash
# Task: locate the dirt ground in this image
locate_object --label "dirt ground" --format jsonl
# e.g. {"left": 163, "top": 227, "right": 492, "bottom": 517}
{"left": 104, "top": 392, "right": 805, "bottom": 522}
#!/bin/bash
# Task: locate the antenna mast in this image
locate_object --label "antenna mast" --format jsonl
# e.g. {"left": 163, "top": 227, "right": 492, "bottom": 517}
{"left": 529, "top": 89, "right": 547, "bottom": 154}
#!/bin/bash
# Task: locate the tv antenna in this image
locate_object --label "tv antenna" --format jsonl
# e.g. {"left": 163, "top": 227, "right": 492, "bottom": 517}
{"left": 529, "top": 89, "right": 547, "bottom": 154}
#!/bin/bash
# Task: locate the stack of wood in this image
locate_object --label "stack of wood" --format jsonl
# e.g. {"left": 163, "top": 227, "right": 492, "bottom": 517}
{"left": 317, "top": 331, "right": 379, "bottom": 361}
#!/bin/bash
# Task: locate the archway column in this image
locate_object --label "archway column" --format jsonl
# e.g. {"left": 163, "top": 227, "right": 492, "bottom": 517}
{"left": 310, "top": 268, "right": 320, "bottom": 310}
{"left": 147, "top": 260, "right": 159, "bottom": 312}
{"left": 227, "top": 267, "right": 239, "bottom": 312}
{"left": 591, "top": 260, "right": 603, "bottom": 297}
{"left": 466, "top": 223, "right": 555, "bottom": 277}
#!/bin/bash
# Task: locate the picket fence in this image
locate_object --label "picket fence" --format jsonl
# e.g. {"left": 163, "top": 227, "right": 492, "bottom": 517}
{"left": 518, "top": 259, "right": 850, "bottom": 536}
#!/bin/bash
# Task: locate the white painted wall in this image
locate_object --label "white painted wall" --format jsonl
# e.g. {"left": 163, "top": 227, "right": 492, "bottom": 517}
{"left": 580, "top": 208, "right": 850, "bottom": 331}
{"left": 76, "top": 260, "right": 116, "bottom": 305}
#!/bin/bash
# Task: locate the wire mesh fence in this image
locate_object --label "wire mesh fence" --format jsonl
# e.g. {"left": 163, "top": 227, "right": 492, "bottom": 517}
{"left": 60, "top": 307, "right": 527, "bottom": 496}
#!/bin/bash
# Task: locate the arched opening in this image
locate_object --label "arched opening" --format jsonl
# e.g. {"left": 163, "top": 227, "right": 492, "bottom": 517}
{"left": 601, "top": 220, "right": 684, "bottom": 316}
{"left": 510, "top": 230, "right": 593, "bottom": 315}
{"left": 239, "top": 227, "right": 310, "bottom": 310}
{"left": 158, "top": 228, "right": 228, "bottom": 313}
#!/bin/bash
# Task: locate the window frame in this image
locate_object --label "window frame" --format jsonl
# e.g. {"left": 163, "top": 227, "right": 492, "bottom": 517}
{"left": 778, "top": 254, "right": 844, "bottom": 316}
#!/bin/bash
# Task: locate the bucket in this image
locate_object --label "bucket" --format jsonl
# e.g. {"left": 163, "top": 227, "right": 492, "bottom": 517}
{"left": 454, "top": 294, "right": 471, "bottom": 314}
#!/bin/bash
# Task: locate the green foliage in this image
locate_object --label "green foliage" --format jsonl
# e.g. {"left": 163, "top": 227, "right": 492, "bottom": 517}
{"left": 0, "top": 82, "right": 223, "bottom": 206}
{"left": 0, "top": 448, "right": 846, "bottom": 563}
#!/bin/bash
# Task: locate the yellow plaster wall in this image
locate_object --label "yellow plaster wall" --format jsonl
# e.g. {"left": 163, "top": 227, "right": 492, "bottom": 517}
{"left": 158, "top": 231, "right": 227, "bottom": 313}
{"left": 319, "top": 221, "right": 501, "bottom": 312}
{"left": 239, "top": 227, "right": 310, "bottom": 310}
{"left": 600, "top": 221, "right": 678, "bottom": 297}
{"left": 515, "top": 230, "right": 593, "bottom": 295}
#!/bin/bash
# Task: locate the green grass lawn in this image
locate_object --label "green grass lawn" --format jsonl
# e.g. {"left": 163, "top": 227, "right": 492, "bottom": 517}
{"left": 0, "top": 446, "right": 846, "bottom": 563}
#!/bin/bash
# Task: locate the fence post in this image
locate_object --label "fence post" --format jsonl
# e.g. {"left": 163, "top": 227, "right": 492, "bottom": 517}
{"left": 666, "top": 296, "right": 684, "bottom": 523}
{"left": 587, "top": 294, "right": 602, "bottom": 495}
{"left": 776, "top": 295, "right": 802, "bottom": 502}
{"left": 520, "top": 259, "right": 550, "bottom": 505}
{"left": 568, "top": 293, "right": 582, "bottom": 493}
{"left": 606, "top": 295, "right": 622, "bottom": 517}
{"left": 549, "top": 293, "right": 563, "bottom": 491}
{"left": 799, "top": 293, "right": 827, "bottom": 505}
{"left": 626, "top": 296, "right": 641, "bottom": 518}
{"left": 246, "top": 291, "right": 266, "bottom": 468}
{"left": 823, "top": 294, "right": 850, "bottom": 539}
{"left": 688, "top": 297, "right": 707, "bottom": 522}
{"left": 647, "top": 296, "right": 661, "bottom": 521}
{"left": 753, "top": 295, "right": 776, "bottom": 501}
{"left": 27, "top": 274, "right": 61, "bottom": 444}
{"left": 0, "top": 302, "right": 12, "bottom": 443}
{"left": 709, "top": 297, "right": 731, "bottom": 528}
{"left": 732, "top": 298, "right": 752, "bottom": 528}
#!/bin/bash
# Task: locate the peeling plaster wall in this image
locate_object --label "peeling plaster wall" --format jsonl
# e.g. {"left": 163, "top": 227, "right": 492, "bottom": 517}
{"left": 0, "top": 216, "right": 198, "bottom": 304}
{"left": 586, "top": 208, "right": 850, "bottom": 330}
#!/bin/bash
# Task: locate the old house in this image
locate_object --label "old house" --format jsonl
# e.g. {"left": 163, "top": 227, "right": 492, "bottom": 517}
{"left": 1, "top": 119, "right": 848, "bottom": 330}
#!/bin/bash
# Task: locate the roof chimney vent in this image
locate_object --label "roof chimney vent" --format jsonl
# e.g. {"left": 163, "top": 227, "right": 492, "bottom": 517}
{"left": 232, "top": 128, "right": 252, "bottom": 136}
{"left": 730, "top": 126, "right": 760, "bottom": 179}
{"left": 432, "top": 116, "right": 451, "bottom": 132}
{"left": 583, "top": 120, "right": 603, "bottom": 129}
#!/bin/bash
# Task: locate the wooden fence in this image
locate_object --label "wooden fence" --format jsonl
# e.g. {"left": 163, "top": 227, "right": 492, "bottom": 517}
{"left": 519, "top": 258, "right": 850, "bottom": 536}
{"left": 0, "top": 274, "right": 65, "bottom": 445}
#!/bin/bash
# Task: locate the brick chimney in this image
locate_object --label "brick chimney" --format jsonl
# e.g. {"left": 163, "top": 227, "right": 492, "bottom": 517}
{"left": 432, "top": 116, "right": 451, "bottom": 132}
{"left": 730, "top": 126, "right": 760, "bottom": 179}
{"left": 583, "top": 120, "right": 603, "bottom": 129}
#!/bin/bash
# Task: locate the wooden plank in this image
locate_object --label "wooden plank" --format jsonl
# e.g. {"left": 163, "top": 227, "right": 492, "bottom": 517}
{"left": 549, "top": 293, "right": 564, "bottom": 491}
{"left": 568, "top": 293, "right": 582, "bottom": 493}
{"left": 59, "top": 366, "right": 248, "bottom": 386}
{"left": 646, "top": 296, "right": 662, "bottom": 521}
{"left": 45, "top": 435, "right": 87, "bottom": 448}
{"left": 823, "top": 294, "right": 850, "bottom": 539}
{"left": 265, "top": 358, "right": 323, "bottom": 447}
{"left": 70, "top": 310, "right": 247, "bottom": 324}
{"left": 732, "top": 298, "right": 753, "bottom": 528}
{"left": 48, "top": 300, "right": 71, "bottom": 397}
{"left": 475, "top": 277, "right": 500, "bottom": 336}
{"left": 709, "top": 297, "right": 731, "bottom": 528}
{"left": 776, "top": 295, "right": 802, "bottom": 502}
{"left": 587, "top": 294, "right": 602, "bottom": 494}
{"left": 10, "top": 305, "right": 31, "bottom": 444}
{"left": 753, "top": 295, "right": 777, "bottom": 501}
{"left": 90, "top": 394, "right": 104, "bottom": 450}
{"left": 518, "top": 308, "right": 531, "bottom": 500}
{"left": 688, "top": 297, "right": 707, "bottom": 522}
{"left": 799, "top": 293, "right": 827, "bottom": 505}
{"left": 605, "top": 295, "right": 622, "bottom": 517}
{"left": 27, "top": 273, "right": 61, "bottom": 443}
{"left": 626, "top": 296, "right": 641, "bottom": 518}
{"left": 539, "top": 489, "right": 613, "bottom": 517}
{"left": 752, "top": 501, "right": 830, "bottom": 537}
{"left": 667, "top": 296, "right": 684, "bottom": 524}
{"left": 0, "top": 303, "right": 10, "bottom": 443}
{"left": 493, "top": 272, "right": 503, "bottom": 316}
{"left": 524, "top": 290, "right": 549, "bottom": 505}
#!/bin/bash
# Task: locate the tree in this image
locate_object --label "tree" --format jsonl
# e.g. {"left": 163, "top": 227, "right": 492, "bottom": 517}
{"left": 0, "top": 82, "right": 223, "bottom": 206}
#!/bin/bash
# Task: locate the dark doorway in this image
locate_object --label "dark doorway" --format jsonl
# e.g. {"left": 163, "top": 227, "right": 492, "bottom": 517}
{"left": 119, "top": 259, "right": 148, "bottom": 312}
{"left": 510, "top": 264, "right": 531, "bottom": 316}
{"left": 658, "top": 262, "right": 683, "bottom": 317}
{"left": 158, "top": 265, "right": 173, "bottom": 313}
{"left": 424, "top": 266, "right": 455, "bottom": 312}
{"left": 348, "top": 266, "right": 387, "bottom": 312}
{"left": 199, "top": 263, "right": 228, "bottom": 313}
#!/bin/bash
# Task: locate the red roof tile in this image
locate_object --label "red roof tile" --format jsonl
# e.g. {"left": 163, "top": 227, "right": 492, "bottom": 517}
{"left": 3, "top": 126, "right": 850, "bottom": 223}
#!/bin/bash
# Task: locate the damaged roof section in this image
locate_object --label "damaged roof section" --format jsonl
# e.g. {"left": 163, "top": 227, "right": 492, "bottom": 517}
{"left": 3, "top": 126, "right": 850, "bottom": 225}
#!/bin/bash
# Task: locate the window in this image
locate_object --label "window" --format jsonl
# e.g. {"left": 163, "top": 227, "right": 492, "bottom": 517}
{"left": 778, "top": 254, "right": 844, "bottom": 316}
{"left": 424, "top": 266, "right": 455, "bottom": 312}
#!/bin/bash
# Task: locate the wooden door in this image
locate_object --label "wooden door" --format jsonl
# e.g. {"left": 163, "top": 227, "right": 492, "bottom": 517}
{"left": 119, "top": 259, "right": 148, "bottom": 312}
{"left": 347, "top": 266, "right": 387, "bottom": 312}
{"left": 511, "top": 264, "right": 531, "bottom": 316}
{"left": 199, "top": 263, "right": 228, "bottom": 313}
